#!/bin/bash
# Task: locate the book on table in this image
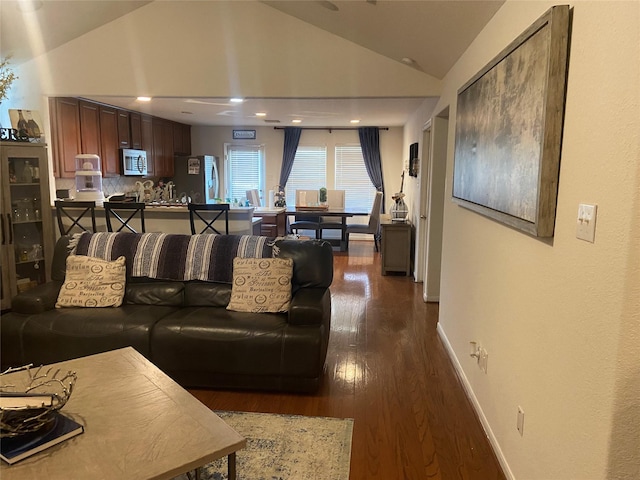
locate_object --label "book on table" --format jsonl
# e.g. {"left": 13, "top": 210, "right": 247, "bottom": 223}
{"left": 0, "top": 411, "right": 84, "bottom": 465}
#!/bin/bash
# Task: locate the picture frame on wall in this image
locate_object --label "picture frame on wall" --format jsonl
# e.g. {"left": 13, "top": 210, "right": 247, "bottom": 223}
{"left": 408, "top": 142, "right": 419, "bottom": 177}
{"left": 452, "top": 5, "right": 571, "bottom": 238}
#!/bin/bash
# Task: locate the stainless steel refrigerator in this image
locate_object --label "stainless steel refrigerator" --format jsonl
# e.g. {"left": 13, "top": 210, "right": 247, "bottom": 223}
{"left": 173, "top": 155, "right": 219, "bottom": 204}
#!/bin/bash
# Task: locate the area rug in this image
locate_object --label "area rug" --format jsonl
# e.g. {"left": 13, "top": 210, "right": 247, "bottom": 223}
{"left": 174, "top": 411, "right": 354, "bottom": 480}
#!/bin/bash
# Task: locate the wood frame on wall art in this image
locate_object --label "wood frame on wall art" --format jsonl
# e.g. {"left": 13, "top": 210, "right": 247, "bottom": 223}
{"left": 452, "top": 5, "right": 571, "bottom": 237}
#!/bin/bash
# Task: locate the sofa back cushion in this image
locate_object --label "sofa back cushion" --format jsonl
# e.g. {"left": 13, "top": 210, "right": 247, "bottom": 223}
{"left": 274, "top": 240, "right": 333, "bottom": 290}
{"left": 126, "top": 282, "right": 185, "bottom": 306}
{"left": 183, "top": 282, "right": 232, "bottom": 307}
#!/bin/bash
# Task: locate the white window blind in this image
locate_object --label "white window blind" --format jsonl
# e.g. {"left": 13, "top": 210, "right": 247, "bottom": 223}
{"left": 224, "top": 144, "right": 265, "bottom": 203}
{"left": 285, "top": 146, "right": 327, "bottom": 206}
{"left": 335, "top": 145, "right": 376, "bottom": 211}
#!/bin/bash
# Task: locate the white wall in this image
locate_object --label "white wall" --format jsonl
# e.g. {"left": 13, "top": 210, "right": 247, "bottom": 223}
{"left": 406, "top": 1, "right": 639, "bottom": 478}
{"left": 191, "top": 125, "right": 404, "bottom": 212}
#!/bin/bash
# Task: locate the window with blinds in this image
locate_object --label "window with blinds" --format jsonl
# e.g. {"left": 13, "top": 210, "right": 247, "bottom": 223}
{"left": 224, "top": 144, "right": 265, "bottom": 203}
{"left": 285, "top": 146, "right": 327, "bottom": 206}
{"left": 335, "top": 144, "right": 376, "bottom": 211}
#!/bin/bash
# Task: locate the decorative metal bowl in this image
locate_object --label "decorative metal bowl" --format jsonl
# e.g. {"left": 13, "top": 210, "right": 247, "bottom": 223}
{"left": 0, "top": 364, "right": 77, "bottom": 438}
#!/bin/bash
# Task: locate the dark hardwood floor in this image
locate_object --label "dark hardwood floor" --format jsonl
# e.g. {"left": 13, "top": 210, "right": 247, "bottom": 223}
{"left": 189, "top": 241, "right": 506, "bottom": 480}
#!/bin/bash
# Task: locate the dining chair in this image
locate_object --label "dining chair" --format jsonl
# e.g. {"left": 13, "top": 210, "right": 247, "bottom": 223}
{"left": 290, "top": 190, "right": 321, "bottom": 239}
{"left": 55, "top": 200, "right": 98, "bottom": 236}
{"left": 188, "top": 203, "right": 230, "bottom": 234}
{"left": 104, "top": 202, "right": 146, "bottom": 233}
{"left": 345, "top": 191, "right": 383, "bottom": 251}
{"left": 319, "top": 189, "right": 346, "bottom": 238}
{"left": 246, "top": 189, "right": 261, "bottom": 207}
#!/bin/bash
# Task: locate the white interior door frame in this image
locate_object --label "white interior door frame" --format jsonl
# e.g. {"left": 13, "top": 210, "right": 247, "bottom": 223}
{"left": 422, "top": 110, "right": 449, "bottom": 303}
{"left": 414, "top": 120, "right": 432, "bottom": 283}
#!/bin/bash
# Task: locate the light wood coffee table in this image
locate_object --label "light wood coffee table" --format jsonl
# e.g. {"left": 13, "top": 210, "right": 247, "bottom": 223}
{"left": 0, "top": 347, "right": 245, "bottom": 479}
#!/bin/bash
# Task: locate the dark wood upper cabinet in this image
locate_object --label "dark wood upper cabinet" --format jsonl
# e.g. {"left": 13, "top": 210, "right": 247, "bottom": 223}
{"left": 130, "top": 112, "right": 142, "bottom": 149}
{"left": 162, "top": 121, "right": 174, "bottom": 177}
{"left": 152, "top": 117, "right": 165, "bottom": 178}
{"left": 50, "top": 98, "right": 191, "bottom": 179}
{"left": 98, "top": 105, "right": 120, "bottom": 176}
{"left": 117, "top": 110, "right": 130, "bottom": 149}
{"left": 172, "top": 122, "right": 191, "bottom": 156}
{"left": 173, "top": 122, "right": 184, "bottom": 155}
{"left": 78, "top": 100, "right": 101, "bottom": 157}
{"left": 141, "top": 114, "right": 154, "bottom": 175}
{"left": 49, "top": 97, "right": 81, "bottom": 178}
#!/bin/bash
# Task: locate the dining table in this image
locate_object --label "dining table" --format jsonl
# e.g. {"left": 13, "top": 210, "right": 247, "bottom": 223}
{"left": 286, "top": 206, "right": 369, "bottom": 251}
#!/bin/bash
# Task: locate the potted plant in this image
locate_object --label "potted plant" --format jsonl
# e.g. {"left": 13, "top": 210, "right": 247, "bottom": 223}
{"left": 319, "top": 187, "right": 327, "bottom": 205}
{"left": 0, "top": 56, "right": 17, "bottom": 104}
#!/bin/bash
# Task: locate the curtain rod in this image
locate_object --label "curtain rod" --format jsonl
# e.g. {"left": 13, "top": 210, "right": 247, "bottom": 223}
{"left": 273, "top": 127, "right": 389, "bottom": 132}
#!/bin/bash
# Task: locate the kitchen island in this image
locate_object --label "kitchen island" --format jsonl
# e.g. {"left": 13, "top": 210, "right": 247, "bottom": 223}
{"left": 52, "top": 203, "right": 260, "bottom": 237}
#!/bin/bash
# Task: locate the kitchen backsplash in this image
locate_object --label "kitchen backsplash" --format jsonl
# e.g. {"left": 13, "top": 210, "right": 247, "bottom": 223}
{"left": 55, "top": 176, "right": 154, "bottom": 198}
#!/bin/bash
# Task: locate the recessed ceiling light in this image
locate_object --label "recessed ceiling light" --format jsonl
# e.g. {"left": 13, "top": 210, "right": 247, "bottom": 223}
{"left": 292, "top": 119, "right": 302, "bottom": 124}
{"left": 136, "top": 96, "right": 152, "bottom": 102}
{"left": 230, "top": 98, "right": 244, "bottom": 103}
{"left": 255, "top": 112, "right": 267, "bottom": 117}
{"left": 401, "top": 57, "right": 415, "bottom": 65}
{"left": 350, "top": 119, "right": 360, "bottom": 124}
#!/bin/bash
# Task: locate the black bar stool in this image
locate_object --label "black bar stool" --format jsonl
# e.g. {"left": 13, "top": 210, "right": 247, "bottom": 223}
{"left": 55, "top": 200, "right": 97, "bottom": 236}
{"left": 188, "top": 203, "right": 229, "bottom": 234}
{"left": 104, "top": 202, "right": 146, "bottom": 233}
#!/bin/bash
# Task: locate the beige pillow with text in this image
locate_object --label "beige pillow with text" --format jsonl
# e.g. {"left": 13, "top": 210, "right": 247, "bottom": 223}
{"left": 227, "top": 257, "right": 293, "bottom": 313}
{"left": 56, "top": 255, "right": 126, "bottom": 308}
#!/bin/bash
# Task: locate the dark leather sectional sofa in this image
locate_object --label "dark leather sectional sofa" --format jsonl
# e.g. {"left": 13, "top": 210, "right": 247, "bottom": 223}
{"left": 1, "top": 235, "right": 334, "bottom": 393}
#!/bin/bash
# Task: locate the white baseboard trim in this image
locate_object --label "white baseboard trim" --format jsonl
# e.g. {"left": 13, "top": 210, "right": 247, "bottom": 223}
{"left": 424, "top": 294, "right": 440, "bottom": 302}
{"left": 436, "top": 323, "right": 515, "bottom": 480}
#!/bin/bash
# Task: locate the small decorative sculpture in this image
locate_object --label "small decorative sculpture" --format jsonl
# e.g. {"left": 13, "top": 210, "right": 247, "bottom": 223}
{"left": 274, "top": 185, "right": 286, "bottom": 207}
{"left": 0, "top": 364, "right": 77, "bottom": 437}
{"left": 391, "top": 171, "right": 409, "bottom": 222}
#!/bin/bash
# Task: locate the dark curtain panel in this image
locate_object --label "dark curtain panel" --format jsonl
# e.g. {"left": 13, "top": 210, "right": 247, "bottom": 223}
{"left": 358, "top": 127, "right": 386, "bottom": 212}
{"left": 278, "top": 127, "right": 302, "bottom": 188}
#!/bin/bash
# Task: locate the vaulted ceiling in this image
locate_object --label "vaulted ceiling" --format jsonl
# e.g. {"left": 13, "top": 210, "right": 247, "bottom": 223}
{"left": 0, "top": 0, "right": 504, "bottom": 126}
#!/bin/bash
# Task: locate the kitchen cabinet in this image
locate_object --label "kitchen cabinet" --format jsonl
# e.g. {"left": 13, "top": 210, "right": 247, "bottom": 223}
{"left": 49, "top": 97, "right": 81, "bottom": 178}
{"left": 152, "top": 118, "right": 174, "bottom": 178}
{"left": 50, "top": 98, "right": 191, "bottom": 179}
{"left": 98, "top": 105, "right": 120, "bottom": 176}
{"left": 130, "top": 113, "right": 142, "bottom": 149}
{"left": 380, "top": 217, "right": 413, "bottom": 276}
{"left": 141, "top": 114, "right": 154, "bottom": 175}
{"left": 117, "top": 110, "right": 130, "bottom": 148}
{"left": 1, "top": 142, "right": 55, "bottom": 310}
{"left": 173, "top": 122, "right": 191, "bottom": 156}
{"left": 162, "top": 121, "right": 175, "bottom": 177}
{"left": 78, "top": 100, "right": 101, "bottom": 156}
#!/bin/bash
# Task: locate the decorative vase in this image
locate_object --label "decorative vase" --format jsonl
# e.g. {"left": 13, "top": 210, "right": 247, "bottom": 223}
{"left": 391, "top": 197, "right": 408, "bottom": 223}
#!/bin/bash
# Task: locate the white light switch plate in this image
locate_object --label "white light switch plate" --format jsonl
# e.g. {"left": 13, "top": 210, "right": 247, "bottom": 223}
{"left": 576, "top": 203, "right": 597, "bottom": 243}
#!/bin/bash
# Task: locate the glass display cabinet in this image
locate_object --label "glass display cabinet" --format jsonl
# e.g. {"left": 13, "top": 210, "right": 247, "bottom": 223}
{"left": 1, "top": 142, "right": 55, "bottom": 310}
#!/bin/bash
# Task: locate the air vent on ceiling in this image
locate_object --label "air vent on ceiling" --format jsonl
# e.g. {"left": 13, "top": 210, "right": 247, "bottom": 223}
{"left": 264, "top": 119, "right": 281, "bottom": 123}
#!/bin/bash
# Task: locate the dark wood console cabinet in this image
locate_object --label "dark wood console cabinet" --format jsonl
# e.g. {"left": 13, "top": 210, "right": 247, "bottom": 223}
{"left": 253, "top": 210, "right": 287, "bottom": 237}
{"left": 380, "top": 217, "right": 413, "bottom": 276}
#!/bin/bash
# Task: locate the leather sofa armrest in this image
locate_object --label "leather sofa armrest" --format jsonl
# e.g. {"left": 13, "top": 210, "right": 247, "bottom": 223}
{"left": 288, "top": 288, "right": 331, "bottom": 326}
{"left": 11, "top": 281, "right": 63, "bottom": 314}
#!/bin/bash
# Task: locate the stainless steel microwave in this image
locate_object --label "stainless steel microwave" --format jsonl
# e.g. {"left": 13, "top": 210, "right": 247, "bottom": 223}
{"left": 121, "top": 148, "right": 148, "bottom": 176}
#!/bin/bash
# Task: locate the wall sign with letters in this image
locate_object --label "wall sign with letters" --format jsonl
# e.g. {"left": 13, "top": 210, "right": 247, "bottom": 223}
{"left": 232, "top": 130, "right": 256, "bottom": 140}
